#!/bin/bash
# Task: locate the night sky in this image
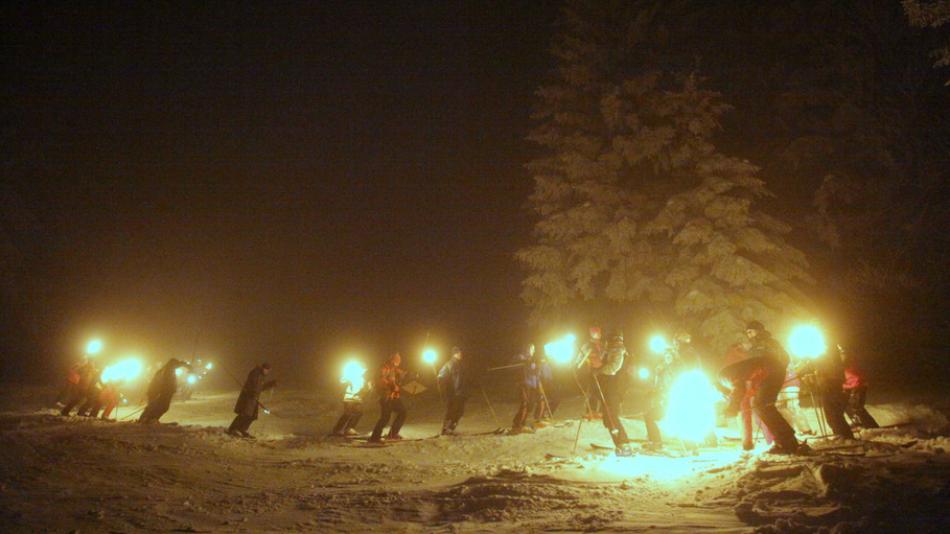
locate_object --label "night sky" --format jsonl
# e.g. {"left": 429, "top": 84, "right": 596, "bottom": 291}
{"left": 2, "top": 2, "right": 559, "bottom": 381}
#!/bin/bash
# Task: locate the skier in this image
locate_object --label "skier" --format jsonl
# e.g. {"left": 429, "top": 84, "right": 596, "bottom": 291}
{"left": 97, "top": 380, "right": 120, "bottom": 420}
{"left": 139, "top": 359, "right": 190, "bottom": 424}
{"left": 77, "top": 364, "right": 105, "bottom": 417}
{"left": 331, "top": 365, "right": 371, "bottom": 436}
{"left": 576, "top": 326, "right": 605, "bottom": 419}
{"left": 671, "top": 331, "right": 700, "bottom": 366}
{"left": 720, "top": 343, "right": 773, "bottom": 451}
{"left": 60, "top": 359, "right": 98, "bottom": 416}
{"left": 722, "top": 322, "right": 801, "bottom": 454}
{"left": 438, "top": 346, "right": 468, "bottom": 435}
{"left": 227, "top": 362, "right": 277, "bottom": 438}
{"left": 510, "top": 344, "right": 542, "bottom": 434}
{"left": 369, "top": 352, "right": 408, "bottom": 443}
{"left": 597, "top": 330, "right": 632, "bottom": 456}
{"left": 642, "top": 341, "right": 682, "bottom": 450}
{"left": 55, "top": 357, "right": 86, "bottom": 407}
{"left": 840, "top": 346, "right": 879, "bottom": 430}
{"left": 798, "top": 343, "right": 855, "bottom": 440}
{"left": 742, "top": 321, "right": 800, "bottom": 453}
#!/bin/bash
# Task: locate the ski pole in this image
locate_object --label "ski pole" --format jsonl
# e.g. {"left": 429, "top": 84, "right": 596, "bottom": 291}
{"left": 571, "top": 368, "right": 596, "bottom": 455}
{"left": 219, "top": 362, "right": 276, "bottom": 416}
{"left": 487, "top": 363, "right": 525, "bottom": 372}
{"left": 479, "top": 385, "right": 499, "bottom": 428}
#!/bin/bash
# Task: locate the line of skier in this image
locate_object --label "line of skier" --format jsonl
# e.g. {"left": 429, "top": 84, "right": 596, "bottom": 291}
{"left": 57, "top": 321, "right": 878, "bottom": 455}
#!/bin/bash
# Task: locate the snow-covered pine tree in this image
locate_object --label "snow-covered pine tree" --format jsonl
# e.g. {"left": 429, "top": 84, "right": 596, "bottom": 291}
{"left": 517, "top": 1, "right": 813, "bottom": 352}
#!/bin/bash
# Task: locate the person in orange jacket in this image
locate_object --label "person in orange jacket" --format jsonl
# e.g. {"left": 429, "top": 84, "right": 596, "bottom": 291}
{"left": 369, "top": 353, "right": 408, "bottom": 443}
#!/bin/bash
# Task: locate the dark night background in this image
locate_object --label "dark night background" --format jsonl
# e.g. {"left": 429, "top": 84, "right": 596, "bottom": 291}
{"left": 2, "top": 1, "right": 948, "bottom": 386}
{"left": 1, "top": 1, "right": 558, "bottom": 382}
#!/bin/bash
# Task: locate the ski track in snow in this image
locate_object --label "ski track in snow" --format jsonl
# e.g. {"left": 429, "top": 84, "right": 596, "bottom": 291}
{"left": 0, "top": 387, "right": 948, "bottom": 533}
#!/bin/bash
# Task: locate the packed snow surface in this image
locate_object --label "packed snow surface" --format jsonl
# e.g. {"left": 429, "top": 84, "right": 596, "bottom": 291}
{"left": 0, "top": 386, "right": 947, "bottom": 532}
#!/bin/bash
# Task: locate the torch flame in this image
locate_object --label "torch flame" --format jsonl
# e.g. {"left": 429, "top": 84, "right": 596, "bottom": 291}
{"left": 86, "top": 338, "right": 104, "bottom": 356}
{"left": 788, "top": 324, "right": 826, "bottom": 360}
{"left": 341, "top": 360, "right": 366, "bottom": 392}
{"left": 544, "top": 333, "right": 576, "bottom": 366}
{"left": 659, "top": 369, "right": 721, "bottom": 444}
{"left": 101, "top": 358, "right": 144, "bottom": 384}
{"left": 648, "top": 334, "right": 669, "bottom": 354}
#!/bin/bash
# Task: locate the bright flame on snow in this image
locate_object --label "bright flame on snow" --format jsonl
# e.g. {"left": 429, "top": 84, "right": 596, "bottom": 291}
{"left": 584, "top": 450, "right": 745, "bottom": 483}
{"left": 788, "top": 324, "right": 827, "bottom": 360}
{"left": 101, "top": 358, "right": 144, "bottom": 384}
{"left": 544, "top": 334, "right": 576, "bottom": 365}
{"left": 86, "top": 338, "right": 104, "bottom": 356}
{"left": 648, "top": 334, "right": 669, "bottom": 354}
{"left": 341, "top": 360, "right": 366, "bottom": 391}
{"left": 660, "top": 369, "right": 721, "bottom": 443}
{"left": 422, "top": 348, "right": 438, "bottom": 365}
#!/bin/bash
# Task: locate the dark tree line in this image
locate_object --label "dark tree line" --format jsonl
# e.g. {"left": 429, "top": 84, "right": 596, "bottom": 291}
{"left": 521, "top": 0, "right": 949, "bottom": 374}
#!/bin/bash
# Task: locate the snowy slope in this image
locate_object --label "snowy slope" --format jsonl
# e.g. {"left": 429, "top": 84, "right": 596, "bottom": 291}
{"left": 0, "top": 387, "right": 947, "bottom": 532}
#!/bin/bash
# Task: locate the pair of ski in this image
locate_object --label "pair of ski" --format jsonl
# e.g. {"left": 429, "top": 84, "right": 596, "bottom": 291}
{"left": 343, "top": 428, "right": 506, "bottom": 447}
{"left": 588, "top": 442, "right": 679, "bottom": 458}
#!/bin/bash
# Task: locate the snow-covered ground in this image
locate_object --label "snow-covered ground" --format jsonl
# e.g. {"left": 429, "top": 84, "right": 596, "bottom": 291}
{"left": 0, "top": 385, "right": 947, "bottom": 532}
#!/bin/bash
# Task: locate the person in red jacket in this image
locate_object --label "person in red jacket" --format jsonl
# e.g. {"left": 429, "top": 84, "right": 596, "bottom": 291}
{"left": 840, "top": 346, "right": 879, "bottom": 429}
{"left": 369, "top": 353, "right": 408, "bottom": 443}
{"left": 721, "top": 343, "right": 772, "bottom": 451}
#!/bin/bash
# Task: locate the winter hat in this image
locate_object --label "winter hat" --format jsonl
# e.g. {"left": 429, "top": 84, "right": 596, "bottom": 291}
{"left": 745, "top": 320, "right": 765, "bottom": 333}
{"left": 261, "top": 362, "right": 272, "bottom": 370}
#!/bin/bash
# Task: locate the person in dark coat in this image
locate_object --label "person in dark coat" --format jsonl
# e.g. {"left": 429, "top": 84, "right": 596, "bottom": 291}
{"left": 597, "top": 331, "right": 632, "bottom": 456}
{"left": 510, "top": 344, "right": 542, "bottom": 434}
{"left": 139, "top": 359, "right": 190, "bottom": 424}
{"left": 227, "top": 362, "right": 276, "bottom": 438}
{"left": 576, "top": 327, "right": 605, "bottom": 419}
{"left": 438, "top": 346, "right": 469, "bottom": 435}
{"left": 796, "top": 343, "right": 855, "bottom": 440}
{"left": 742, "top": 321, "right": 800, "bottom": 454}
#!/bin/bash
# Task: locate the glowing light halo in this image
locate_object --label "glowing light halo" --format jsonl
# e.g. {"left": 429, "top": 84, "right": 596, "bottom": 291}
{"left": 581, "top": 449, "right": 746, "bottom": 483}
{"left": 544, "top": 333, "right": 576, "bottom": 366}
{"left": 422, "top": 348, "right": 438, "bottom": 365}
{"left": 341, "top": 359, "right": 367, "bottom": 392}
{"left": 101, "top": 358, "right": 144, "bottom": 384}
{"left": 648, "top": 334, "right": 669, "bottom": 354}
{"left": 186, "top": 374, "right": 198, "bottom": 385}
{"left": 85, "top": 338, "right": 104, "bottom": 356}
{"left": 787, "top": 324, "right": 827, "bottom": 360}
{"left": 638, "top": 367, "right": 650, "bottom": 381}
{"left": 659, "top": 369, "right": 721, "bottom": 444}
